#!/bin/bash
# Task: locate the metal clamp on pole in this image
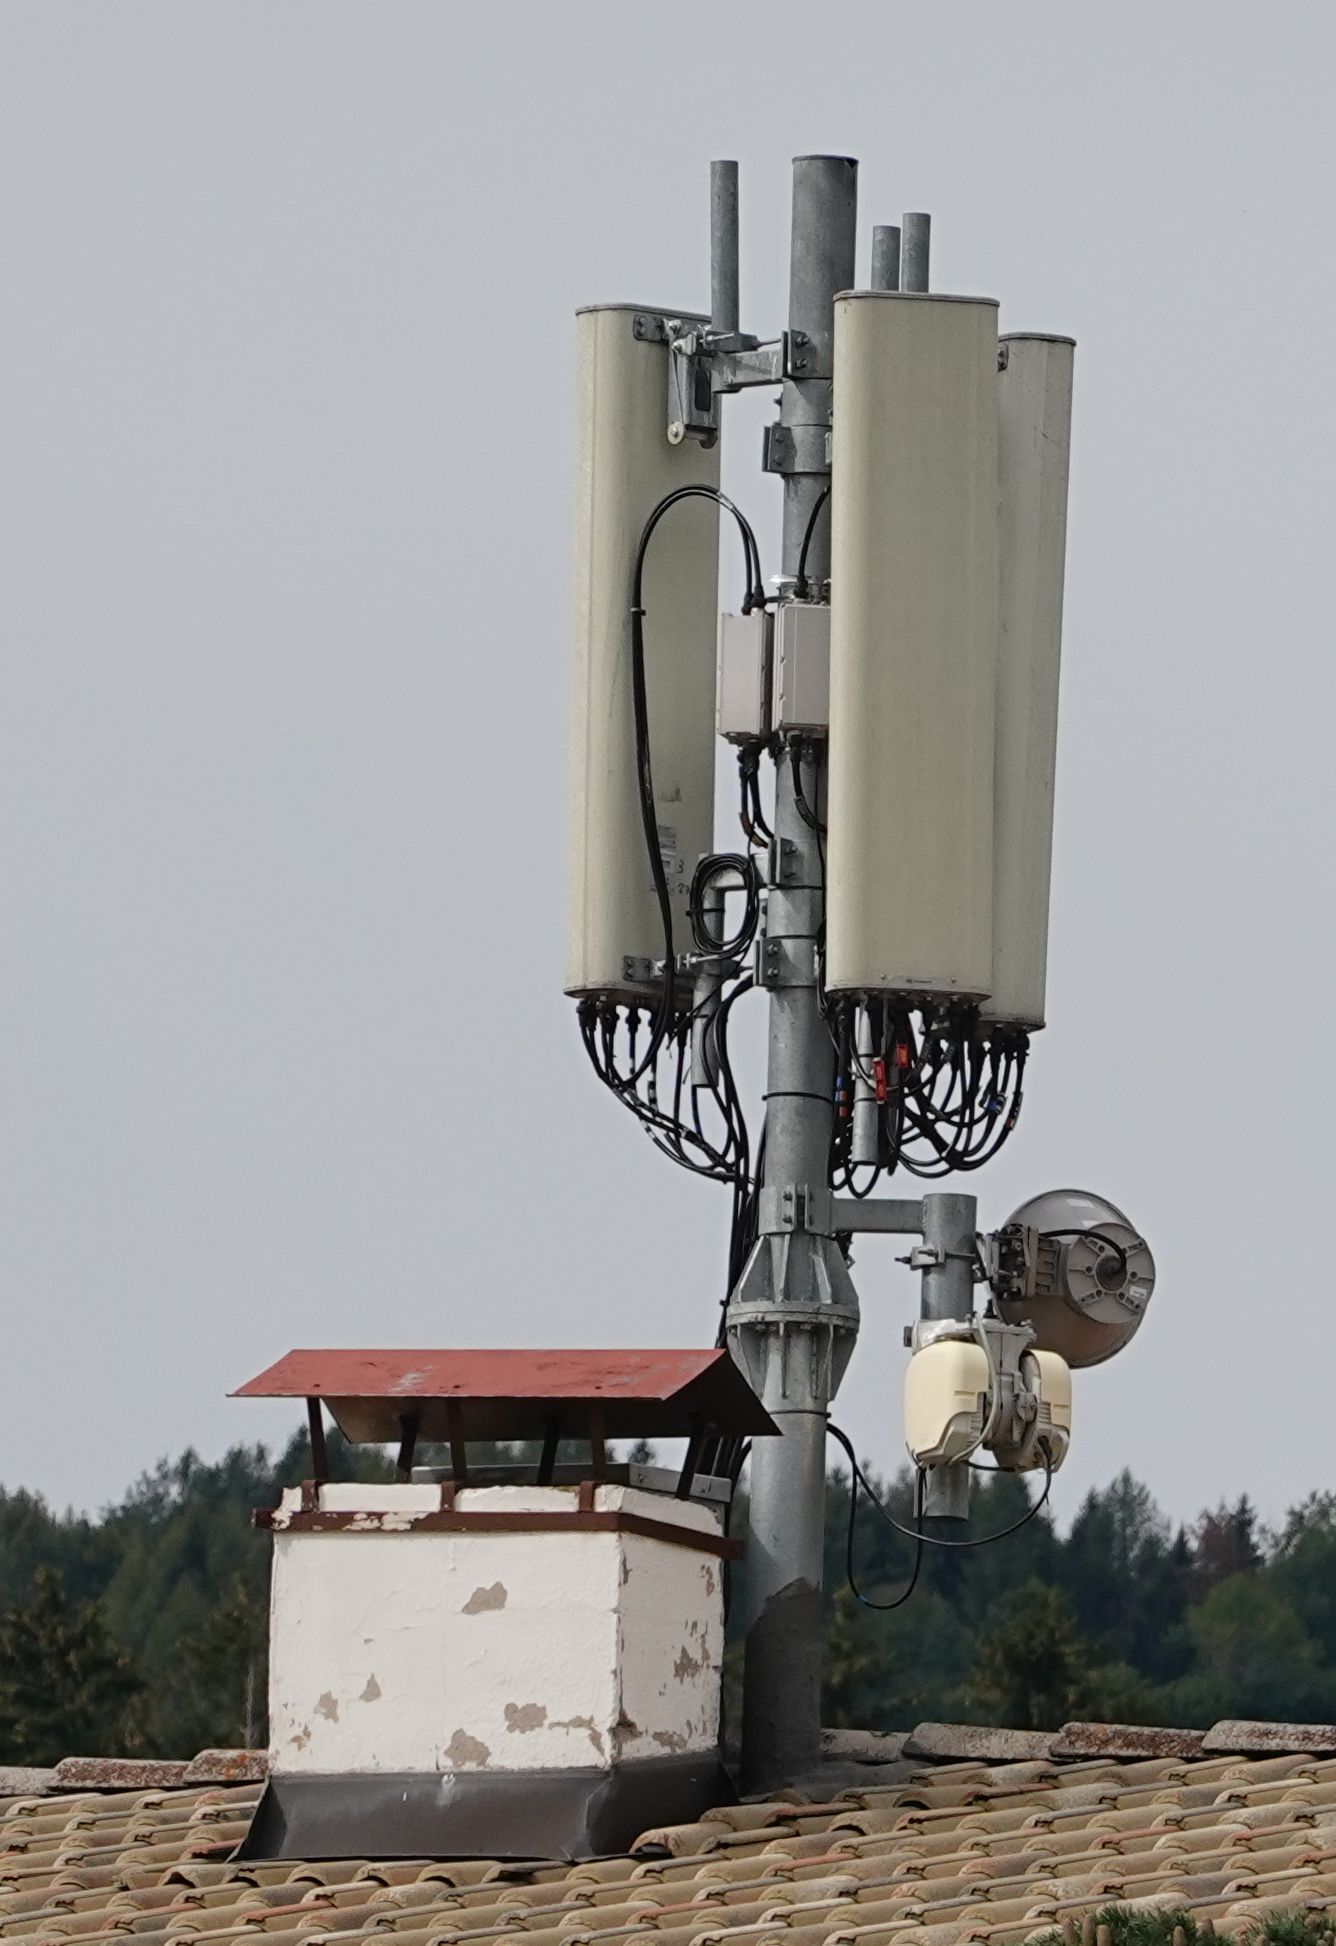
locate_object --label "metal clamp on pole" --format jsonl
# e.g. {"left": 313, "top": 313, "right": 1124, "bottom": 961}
{"left": 756, "top": 1182, "right": 835, "bottom": 1237}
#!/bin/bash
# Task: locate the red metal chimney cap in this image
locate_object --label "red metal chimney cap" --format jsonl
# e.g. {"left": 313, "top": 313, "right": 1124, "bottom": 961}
{"left": 231, "top": 1347, "right": 776, "bottom": 1444}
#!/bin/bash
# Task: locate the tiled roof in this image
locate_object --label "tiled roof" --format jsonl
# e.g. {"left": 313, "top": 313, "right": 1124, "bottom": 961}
{"left": 5, "top": 1726, "right": 1336, "bottom": 1945}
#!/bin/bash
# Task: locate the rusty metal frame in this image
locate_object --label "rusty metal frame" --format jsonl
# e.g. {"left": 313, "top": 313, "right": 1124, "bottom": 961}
{"left": 253, "top": 1503, "right": 740, "bottom": 1559}
{"left": 306, "top": 1399, "right": 328, "bottom": 1483}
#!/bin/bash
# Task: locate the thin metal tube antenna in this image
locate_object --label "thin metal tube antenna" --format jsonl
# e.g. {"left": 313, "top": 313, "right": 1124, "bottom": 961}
{"left": 871, "top": 224, "right": 901, "bottom": 292}
{"left": 851, "top": 1005, "right": 878, "bottom": 1165}
{"left": 901, "top": 211, "right": 931, "bottom": 292}
{"left": 710, "top": 160, "right": 740, "bottom": 337}
{"left": 730, "top": 153, "right": 859, "bottom": 1796}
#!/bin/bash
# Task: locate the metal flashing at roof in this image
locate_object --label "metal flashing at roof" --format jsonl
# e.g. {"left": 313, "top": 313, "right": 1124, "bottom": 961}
{"left": 231, "top": 1347, "right": 777, "bottom": 1444}
{"left": 237, "top": 1752, "right": 733, "bottom": 1863}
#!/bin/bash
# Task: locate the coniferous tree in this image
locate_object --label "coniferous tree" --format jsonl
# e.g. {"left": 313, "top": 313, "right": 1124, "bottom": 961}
{"left": 967, "top": 1581, "right": 1090, "bottom": 1729}
{"left": 6, "top": 1429, "right": 1336, "bottom": 1757}
{"left": 0, "top": 1567, "right": 143, "bottom": 1765}
{"left": 1193, "top": 1496, "right": 1264, "bottom": 1591}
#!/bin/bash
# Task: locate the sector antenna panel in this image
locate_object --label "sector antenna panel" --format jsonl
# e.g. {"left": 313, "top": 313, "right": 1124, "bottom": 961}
{"left": 566, "top": 305, "right": 721, "bottom": 1002}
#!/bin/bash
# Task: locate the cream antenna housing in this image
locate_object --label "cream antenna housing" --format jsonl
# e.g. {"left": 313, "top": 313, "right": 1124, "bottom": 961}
{"left": 826, "top": 291, "right": 999, "bottom": 999}
{"left": 982, "top": 334, "right": 1075, "bottom": 1032}
{"left": 566, "top": 305, "right": 721, "bottom": 1002}
{"left": 904, "top": 1317, "right": 1071, "bottom": 1474}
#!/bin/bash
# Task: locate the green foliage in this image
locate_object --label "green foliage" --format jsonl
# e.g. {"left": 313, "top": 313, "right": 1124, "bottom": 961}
{"left": 1028, "top": 1909, "right": 1204, "bottom": 1946}
{"left": 1165, "top": 1572, "right": 1336, "bottom": 1725}
{"left": 162, "top": 1573, "right": 268, "bottom": 1754}
{"left": 0, "top": 1568, "right": 143, "bottom": 1765}
{"left": 3, "top": 1431, "right": 1336, "bottom": 1761}
{"left": 814, "top": 1452, "right": 1336, "bottom": 1734}
{"left": 1244, "top": 1914, "right": 1336, "bottom": 1946}
{"left": 0, "top": 1426, "right": 339, "bottom": 1759}
{"left": 968, "top": 1580, "right": 1094, "bottom": 1729}
{"left": 1031, "top": 1909, "right": 1336, "bottom": 1946}
{"left": 966, "top": 1581, "right": 1157, "bottom": 1730}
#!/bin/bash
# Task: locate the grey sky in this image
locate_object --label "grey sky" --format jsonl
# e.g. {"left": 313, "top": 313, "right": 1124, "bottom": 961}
{"left": 2, "top": 2, "right": 1332, "bottom": 1531}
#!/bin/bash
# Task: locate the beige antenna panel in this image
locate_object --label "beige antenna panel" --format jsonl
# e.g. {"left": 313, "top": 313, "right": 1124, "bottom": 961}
{"left": 982, "top": 334, "right": 1076, "bottom": 1031}
{"left": 826, "top": 292, "right": 999, "bottom": 999}
{"left": 566, "top": 306, "right": 720, "bottom": 1001}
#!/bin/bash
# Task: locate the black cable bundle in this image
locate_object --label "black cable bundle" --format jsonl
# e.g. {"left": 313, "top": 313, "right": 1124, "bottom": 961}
{"left": 829, "top": 996, "right": 1029, "bottom": 1191}
{"left": 738, "top": 745, "right": 772, "bottom": 848}
{"left": 827, "top": 1421, "right": 1053, "bottom": 1612}
{"left": 580, "top": 487, "right": 770, "bottom": 1352}
{"left": 689, "top": 852, "right": 761, "bottom": 958}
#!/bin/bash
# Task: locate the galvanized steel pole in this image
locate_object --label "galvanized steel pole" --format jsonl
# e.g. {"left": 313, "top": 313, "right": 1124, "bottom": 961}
{"left": 870, "top": 223, "right": 901, "bottom": 292}
{"left": 901, "top": 211, "right": 931, "bottom": 293}
{"left": 917, "top": 1192, "right": 977, "bottom": 1521}
{"left": 710, "top": 160, "right": 740, "bottom": 338}
{"left": 730, "top": 155, "right": 859, "bottom": 1795}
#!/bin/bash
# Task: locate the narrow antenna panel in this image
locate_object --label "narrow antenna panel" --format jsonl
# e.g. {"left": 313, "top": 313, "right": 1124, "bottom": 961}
{"left": 826, "top": 292, "right": 999, "bottom": 999}
{"left": 566, "top": 306, "right": 720, "bottom": 1000}
{"left": 982, "top": 334, "right": 1075, "bottom": 1031}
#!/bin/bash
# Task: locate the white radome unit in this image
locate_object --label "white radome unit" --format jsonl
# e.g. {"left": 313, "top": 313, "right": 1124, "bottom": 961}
{"left": 982, "top": 334, "right": 1076, "bottom": 1031}
{"left": 826, "top": 292, "right": 999, "bottom": 1000}
{"left": 566, "top": 306, "right": 721, "bottom": 1001}
{"left": 903, "top": 1328, "right": 1072, "bottom": 1473}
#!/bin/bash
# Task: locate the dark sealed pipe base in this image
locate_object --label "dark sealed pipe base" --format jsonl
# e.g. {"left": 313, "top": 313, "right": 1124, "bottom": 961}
{"left": 235, "top": 1752, "right": 736, "bottom": 1862}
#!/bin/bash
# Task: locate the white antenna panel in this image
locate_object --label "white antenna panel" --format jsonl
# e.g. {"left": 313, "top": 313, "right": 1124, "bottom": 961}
{"left": 826, "top": 292, "right": 999, "bottom": 999}
{"left": 565, "top": 306, "right": 720, "bottom": 1000}
{"left": 981, "top": 335, "right": 1075, "bottom": 1031}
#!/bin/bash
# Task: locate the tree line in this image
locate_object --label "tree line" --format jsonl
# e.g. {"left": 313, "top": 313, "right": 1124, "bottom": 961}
{"left": 1, "top": 1431, "right": 1334, "bottom": 1765}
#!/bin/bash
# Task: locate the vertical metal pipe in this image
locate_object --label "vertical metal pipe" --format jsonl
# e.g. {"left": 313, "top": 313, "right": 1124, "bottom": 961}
{"left": 738, "top": 154, "right": 858, "bottom": 1795}
{"left": 918, "top": 1192, "right": 976, "bottom": 1519}
{"left": 850, "top": 1005, "right": 878, "bottom": 1166}
{"left": 780, "top": 156, "right": 857, "bottom": 576}
{"left": 901, "top": 211, "right": 931, "bottom": 293}
{"left": 710, "top": 160, "right": 740, "bottom": 337}
{"left": 870, "top": 224, "right": 901, "bottom": 292}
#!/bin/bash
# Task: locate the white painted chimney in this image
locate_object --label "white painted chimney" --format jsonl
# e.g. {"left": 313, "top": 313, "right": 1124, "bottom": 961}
{"left": 233, "top": 1349, "right": 773, "bottom": 1859}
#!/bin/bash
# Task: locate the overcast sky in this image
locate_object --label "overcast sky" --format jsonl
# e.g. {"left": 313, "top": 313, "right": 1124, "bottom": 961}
{"left": 2, "top": 3, "right": 1333, "bottom": 1533}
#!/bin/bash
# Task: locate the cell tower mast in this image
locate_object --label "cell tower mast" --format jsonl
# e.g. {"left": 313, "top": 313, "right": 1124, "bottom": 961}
{"left": 723, "top": 157, "right": 859, "bottom": 1790}
{"left": 566, "top": 154, "right": 1156, "bottom": 1792}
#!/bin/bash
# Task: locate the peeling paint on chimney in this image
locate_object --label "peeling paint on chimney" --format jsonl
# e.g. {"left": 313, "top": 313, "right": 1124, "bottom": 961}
{"left": 462, "top": 1581, "right": 508, "bottom": 1614}
{"left": 266, "top": 1482, "right": 724, "bottom": 1781}
{"left": 443, "top": 1729, "right": 491, "bottom": 1769}
{"left": 673, "top": 1644, "right": 705, "bottom": 1683}
{"left": 551, "top": 1713, "right": 606, "bottom": 1758}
